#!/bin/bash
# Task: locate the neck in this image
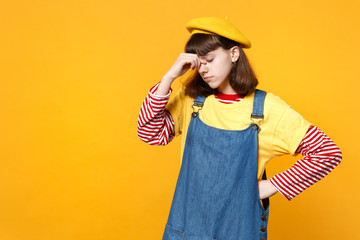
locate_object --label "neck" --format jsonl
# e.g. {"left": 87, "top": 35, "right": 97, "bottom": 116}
{"left": 218, "top": 85, "right": 237, "bottom": 94}
{"left": 218, "top": 78, "right": 236, "bottom": 94}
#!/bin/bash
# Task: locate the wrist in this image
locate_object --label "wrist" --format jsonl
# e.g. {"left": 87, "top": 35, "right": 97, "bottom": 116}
{"left": 161, "top": 74, "right": 176, "bottom": 83}
{"left": 156, "top": 76, "right": 174, "bottom": 96}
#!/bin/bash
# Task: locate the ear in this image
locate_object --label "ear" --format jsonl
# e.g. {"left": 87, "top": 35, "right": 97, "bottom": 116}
{"left": 230, "top": 46, "right": 240, "bottom": 63}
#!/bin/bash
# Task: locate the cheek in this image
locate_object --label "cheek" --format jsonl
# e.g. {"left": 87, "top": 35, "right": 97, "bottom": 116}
{"left": 216, "top": 62, "right": 233, "bottom": 77}
{"left": 216, "top": 56, "right": 232, "bottom": 71}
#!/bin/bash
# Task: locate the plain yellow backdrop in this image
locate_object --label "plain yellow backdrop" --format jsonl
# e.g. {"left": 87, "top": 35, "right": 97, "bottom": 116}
{"left": 0, "top": 0, "right": 359, "bottom": 239}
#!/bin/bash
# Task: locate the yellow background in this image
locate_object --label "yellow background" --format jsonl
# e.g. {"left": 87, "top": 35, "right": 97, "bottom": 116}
{"left": 0, "top": 0, "right": 359, "bottom": 239}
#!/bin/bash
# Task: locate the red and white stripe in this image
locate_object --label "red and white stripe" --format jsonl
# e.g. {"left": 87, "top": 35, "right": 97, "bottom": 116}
{"left": 137, "top": 83, "right": 342, "bottom": 200}
{"left": 215, "top": 93, "right": 244, "bottom": 104}
{"left": 269, "top": 126, "right": 342, "bottom": 200}
{"left": 137, "top": 84, "right": 175, "bottom": 145}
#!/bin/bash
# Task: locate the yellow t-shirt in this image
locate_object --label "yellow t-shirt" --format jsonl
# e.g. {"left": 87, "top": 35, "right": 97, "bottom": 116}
{"left": 166, "top": 89, "right": 312, "bottom": 179}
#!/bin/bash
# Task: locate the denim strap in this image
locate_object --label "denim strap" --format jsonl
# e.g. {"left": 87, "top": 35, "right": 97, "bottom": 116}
{"left": 192, "top": 96, "right": 206, "bottom": 118}
{"left": 251, "top": 90, "right": 267, "bottom": 120}
{"left": 193, "top": 95, "right": 206, "bottom": 107}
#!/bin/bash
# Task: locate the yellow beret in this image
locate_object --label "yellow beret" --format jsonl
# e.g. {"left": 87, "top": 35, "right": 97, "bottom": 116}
{"left": 185, "top": 17, "right": 251, "bottom": 48}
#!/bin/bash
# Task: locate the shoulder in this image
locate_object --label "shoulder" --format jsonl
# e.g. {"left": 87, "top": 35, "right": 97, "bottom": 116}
{"left": 169, "top": 88, "right": 194, "bottom": 105}
{"left": 251, "top": 90, "right": 291, "bottom": 119}
{"left": 166, "top": 88, "right": 195, "bottom": 115}
{"left": 261, "top": 90, "right": 310, "bottom": 127}
{"left": 263, "top": 91, "right": 290, "bottom": 110}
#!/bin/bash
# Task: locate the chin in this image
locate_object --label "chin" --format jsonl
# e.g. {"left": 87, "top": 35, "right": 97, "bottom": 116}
{"left": 206, "top": 82, "right": 219, "bottom": 89}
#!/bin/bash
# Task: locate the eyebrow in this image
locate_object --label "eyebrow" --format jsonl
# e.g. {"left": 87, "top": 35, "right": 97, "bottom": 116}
{"left": 200, "top": 53, "right": 214, "bottom": 58}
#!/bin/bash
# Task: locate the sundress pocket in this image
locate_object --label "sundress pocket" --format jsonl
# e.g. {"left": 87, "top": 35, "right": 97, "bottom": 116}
{"left": 163, "top": 224, "right": 186, "bottom": 240}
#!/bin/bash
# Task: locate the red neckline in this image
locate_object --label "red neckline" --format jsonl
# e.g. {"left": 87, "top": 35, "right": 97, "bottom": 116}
{"left": 215, "top": 93, "right": 245, "bottom": 100}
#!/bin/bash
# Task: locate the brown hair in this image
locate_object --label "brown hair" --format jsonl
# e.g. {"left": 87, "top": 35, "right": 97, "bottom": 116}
{"left": 184, "top": 34, "right": 258, "bottom": 98}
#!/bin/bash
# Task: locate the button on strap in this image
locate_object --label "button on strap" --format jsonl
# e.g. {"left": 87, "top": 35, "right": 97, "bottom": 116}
{"left": 259, "top": 226, "right": 266, "bottom": 232}
{"left": 192, "top": 96, "right": 206, "bottom": 118}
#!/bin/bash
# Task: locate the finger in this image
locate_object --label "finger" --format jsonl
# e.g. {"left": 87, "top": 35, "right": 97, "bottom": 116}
{"left": 181, "top": 54, "right": 199, "bottom": 69}
{"left": 196, "top": 57, "right": 201, "bottom": 69}
{"left": 179, "top": 58, "right": 192, "bottom": 69}
{"left": 188, "top": 58, "right": 197, "bottom": 70}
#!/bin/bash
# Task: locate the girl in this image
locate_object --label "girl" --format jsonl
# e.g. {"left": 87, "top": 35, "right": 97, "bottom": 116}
{"left": 137, "top": 17, "right": 342, "bottom": 240}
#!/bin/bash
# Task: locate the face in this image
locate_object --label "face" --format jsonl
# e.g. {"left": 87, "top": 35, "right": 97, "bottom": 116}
{"left": 197, "top": 46, "right": 239, "bottom": 94}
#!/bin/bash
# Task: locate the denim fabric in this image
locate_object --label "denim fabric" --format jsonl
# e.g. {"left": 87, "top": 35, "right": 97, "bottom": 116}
{"left": 163, "top": 90, "right": 269, "bottom": 240}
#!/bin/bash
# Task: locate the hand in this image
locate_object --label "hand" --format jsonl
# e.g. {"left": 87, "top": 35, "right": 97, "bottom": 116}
{"left": 163, "top": 53, "right": 201, "bottom": 81}
{"left": 156, "top": 53, "right": 201, "bottom": 96}
{"left": 258, "top": 180, "right": 278, "bottom": 199}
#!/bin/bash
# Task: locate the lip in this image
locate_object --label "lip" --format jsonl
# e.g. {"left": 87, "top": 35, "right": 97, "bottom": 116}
{"left": 203, "top": 76, "right": 213, "bottom": 82}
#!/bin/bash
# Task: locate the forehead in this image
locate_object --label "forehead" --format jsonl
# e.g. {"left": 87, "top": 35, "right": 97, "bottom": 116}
{"left": 198, "top": 47, "right": 228, "bottom": 57}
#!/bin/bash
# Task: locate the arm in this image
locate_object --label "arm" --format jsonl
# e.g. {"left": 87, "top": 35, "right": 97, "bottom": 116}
{"left": 137, "top": 83, "right": 175, "bottom": 145}
{"left": 137, "top": 53, "right": 201, "bottom": 145}
{"left": 268, "top": 126, "right": 342, "bottom": 200}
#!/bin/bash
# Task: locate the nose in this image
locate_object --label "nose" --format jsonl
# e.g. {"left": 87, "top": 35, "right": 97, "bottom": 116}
{"left": 198, "top": 62, "right": 208, "bottom": 74}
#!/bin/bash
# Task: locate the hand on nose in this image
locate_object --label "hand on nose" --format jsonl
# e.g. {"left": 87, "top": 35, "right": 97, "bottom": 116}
{"left": 199, "top": 59, "right": 207, "bottom": 66}
{"left": 198, "top": 60, "right": 208, "bottom": 74}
